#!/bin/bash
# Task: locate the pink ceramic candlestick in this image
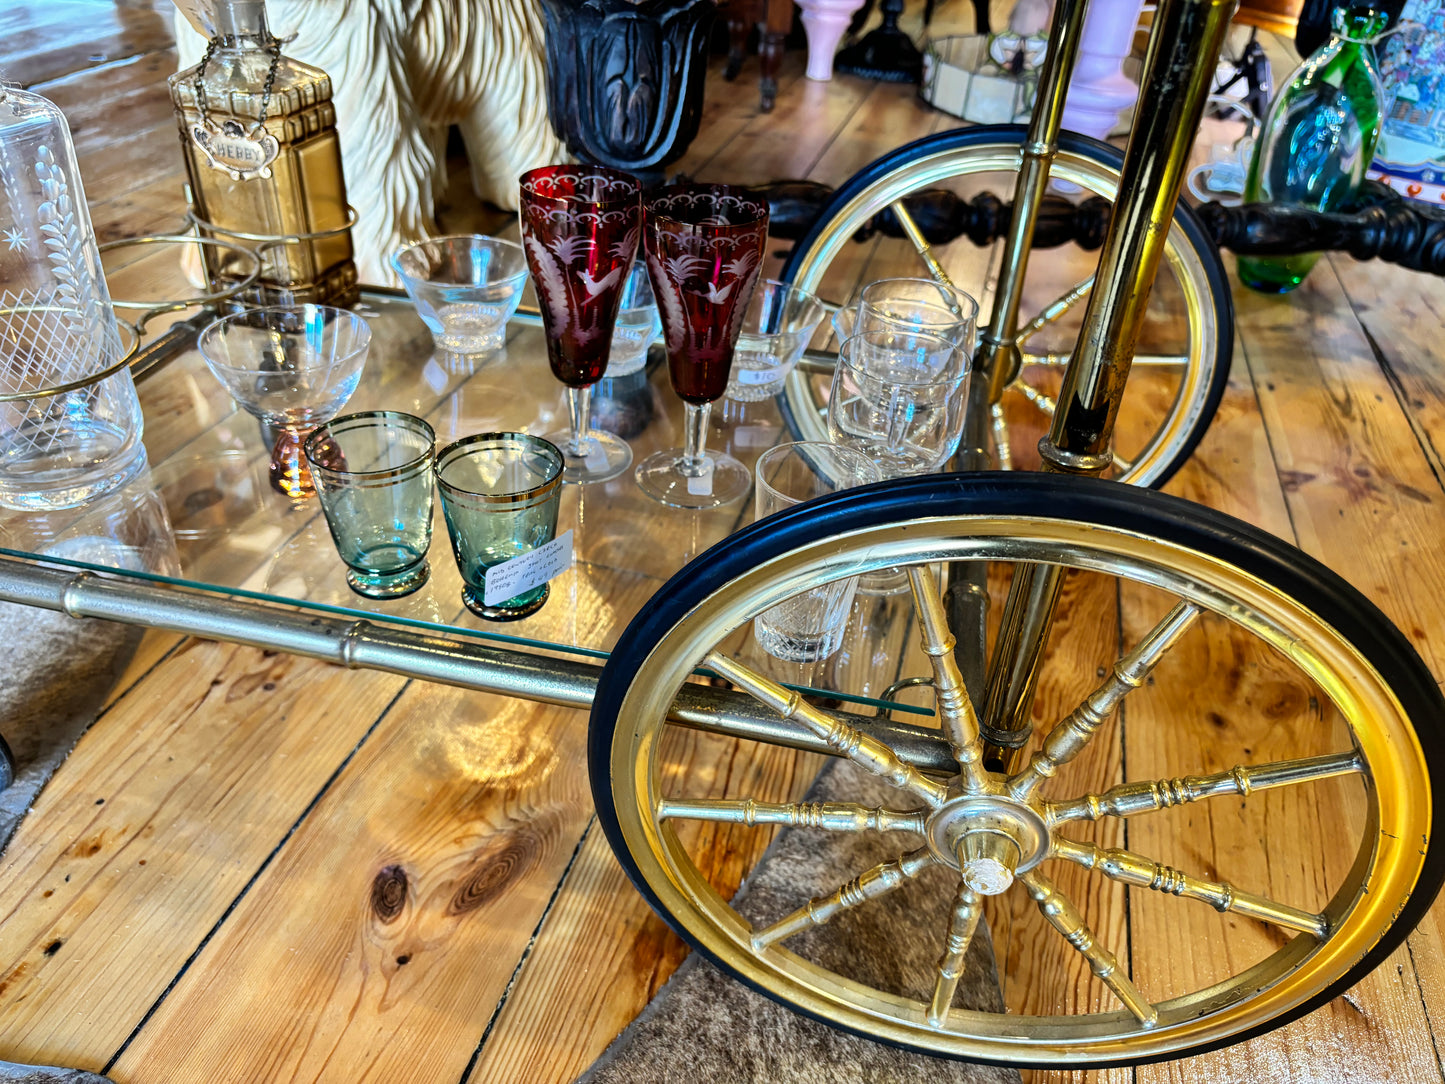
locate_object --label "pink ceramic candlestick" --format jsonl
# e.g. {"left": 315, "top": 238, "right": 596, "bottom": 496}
{"left": 1061, "top": 0, "right": 1143, "bottom": 140}
{"left": 797, "top": 0, "right": 869, "bottom": 80}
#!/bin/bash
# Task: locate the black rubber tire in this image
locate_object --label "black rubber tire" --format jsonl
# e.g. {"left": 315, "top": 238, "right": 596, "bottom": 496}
{"left": 776, "top": 125, "right": 1235, "bottom": 490}
{"left": 589, "top": 471, "right": 1445, "bottom": 1067}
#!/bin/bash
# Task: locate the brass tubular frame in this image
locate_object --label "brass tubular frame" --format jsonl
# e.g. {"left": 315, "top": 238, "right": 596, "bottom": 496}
{"left": 1042, "top": 0, "right": 1237, "bottom": 473}
{"left": 979, "top": 0, "right": 1237, "bottom": 769}
{"left": 973, "top": 0, "right": 1090, "bottom": 405}
{"left": 0, "top": 557, "right": 957, "bottom": 773}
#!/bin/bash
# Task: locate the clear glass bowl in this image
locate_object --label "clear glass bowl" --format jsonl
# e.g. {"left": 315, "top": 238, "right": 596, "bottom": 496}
{"left": 392, "top": 235, "right": 529, "bottom": 356}
{"left": 197, "top": 305, "right": 371, "bottom": 499}
{"left": 198, "top": 306, "right": 371, "bottom": 429}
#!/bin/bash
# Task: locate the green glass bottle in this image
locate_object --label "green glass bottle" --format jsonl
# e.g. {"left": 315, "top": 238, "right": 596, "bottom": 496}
{"left": 1237, "top": 6, "right": 1389, "bottom": 294}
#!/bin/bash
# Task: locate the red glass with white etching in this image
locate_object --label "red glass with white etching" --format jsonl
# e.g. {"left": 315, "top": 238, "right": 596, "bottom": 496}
{"left": 518, "top": 164, "right": 641, "bottom": 483}
{"left": 635, "top": 184, "right": 769, "bottom": 509}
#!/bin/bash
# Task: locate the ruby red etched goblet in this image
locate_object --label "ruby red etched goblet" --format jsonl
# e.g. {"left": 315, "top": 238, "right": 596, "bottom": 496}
{"left": 636, "top": 184, "right": 769, "bottom": 508}
{"left": 518, "top": 164, "right": 641, "bottom": 484}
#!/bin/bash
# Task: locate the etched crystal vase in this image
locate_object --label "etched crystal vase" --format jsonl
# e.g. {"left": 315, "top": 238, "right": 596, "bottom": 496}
{"left": 0, "top": 87, "right": 146, "bottom": 510}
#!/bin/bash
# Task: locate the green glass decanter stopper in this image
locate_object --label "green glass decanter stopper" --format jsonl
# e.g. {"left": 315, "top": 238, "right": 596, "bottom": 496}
{"left": 1237, "top": 6, "right": 1389, "bottom": 294}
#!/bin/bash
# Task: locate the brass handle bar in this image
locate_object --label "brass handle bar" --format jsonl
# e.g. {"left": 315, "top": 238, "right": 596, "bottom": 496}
{"left": 0, "top": 557, "right": 955, "bottom": 774}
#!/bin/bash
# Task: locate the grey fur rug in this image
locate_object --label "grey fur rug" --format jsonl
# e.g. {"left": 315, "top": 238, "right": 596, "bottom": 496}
{"left": 0, "top": 602, "right": 139, "bottom": 854}
{"left": 0, "top": 602, "right": 136, "bottom": 1084}
{"left": 577, "top": 759, "right": 1021, "bottom": 1084}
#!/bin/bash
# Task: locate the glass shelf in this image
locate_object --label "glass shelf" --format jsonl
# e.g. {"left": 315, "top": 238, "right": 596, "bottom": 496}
{"left": 0, "top": 291, "right": 932, "bottom": 716}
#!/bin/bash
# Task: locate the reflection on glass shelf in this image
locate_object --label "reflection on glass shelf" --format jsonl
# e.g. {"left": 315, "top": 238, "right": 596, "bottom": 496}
{"left": 0, "top": 458, "right": 180, "bottom": 578}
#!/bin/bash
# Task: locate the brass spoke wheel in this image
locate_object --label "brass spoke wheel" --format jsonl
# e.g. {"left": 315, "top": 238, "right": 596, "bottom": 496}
{"left": 589, "top": 474, "right": 1443, "bottom": 1067}
{"left": 777, "top": 126, "right": 1232, "bottom": 487}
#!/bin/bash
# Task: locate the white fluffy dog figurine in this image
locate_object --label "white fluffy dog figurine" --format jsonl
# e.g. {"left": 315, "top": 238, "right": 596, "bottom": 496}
{"left": 174, "top": 0, "right": 565, "bottom": 283}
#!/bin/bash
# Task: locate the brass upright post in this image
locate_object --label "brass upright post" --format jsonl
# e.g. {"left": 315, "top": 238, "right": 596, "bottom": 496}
{"left": 973, "top": 0, "right": 1090, "bottom": 405}
{"left": 980, "top": 0, "right": 1238, "bottom": 769}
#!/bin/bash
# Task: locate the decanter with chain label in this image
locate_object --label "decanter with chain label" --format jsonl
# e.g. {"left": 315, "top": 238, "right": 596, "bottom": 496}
{"left": 169, "top": 0, "right": 358, "bottom": 307}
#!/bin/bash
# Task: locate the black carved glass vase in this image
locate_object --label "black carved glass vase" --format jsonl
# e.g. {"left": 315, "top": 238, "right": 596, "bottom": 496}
{"left": 538, "top": 0, "right": 716, "bottom": 186}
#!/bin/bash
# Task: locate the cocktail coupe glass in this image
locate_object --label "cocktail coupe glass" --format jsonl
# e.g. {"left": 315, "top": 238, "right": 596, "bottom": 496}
{"left": 198, "top": 305, "right": 371, "bottom": 500}
{"left": 518, "top": 164, "right": 641, "bottom": 484}
{"left": 635, "top": 184, "right": 769, "bottom": 509}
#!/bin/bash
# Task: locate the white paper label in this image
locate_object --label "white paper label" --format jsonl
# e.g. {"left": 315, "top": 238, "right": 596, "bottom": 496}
{"left": 738, "top": 366, "right": 783, "bottom": 385}
{"left": 483, "top": 530, "right": 574, "bottom": 606}
{"left": 584, "top": 445, "right": 611, "bottom": 473}
{"left": 686, "top": 463, "right": 714, "bottom": 496}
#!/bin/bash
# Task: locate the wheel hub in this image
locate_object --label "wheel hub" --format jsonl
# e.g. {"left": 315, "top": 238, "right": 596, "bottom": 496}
{"left": 924, "top": 794, "right": 1049, "bottom": 895}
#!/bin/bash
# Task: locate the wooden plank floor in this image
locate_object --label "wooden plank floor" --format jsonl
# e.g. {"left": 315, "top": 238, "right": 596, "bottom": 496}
{"left": 5, "top": 3, "right": 1445, "bottom": 1082}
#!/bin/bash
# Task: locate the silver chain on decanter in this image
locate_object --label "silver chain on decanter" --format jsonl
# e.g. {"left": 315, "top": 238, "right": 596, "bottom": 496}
{"left": 193, "top": 32, "right": 282, "bottom": 137}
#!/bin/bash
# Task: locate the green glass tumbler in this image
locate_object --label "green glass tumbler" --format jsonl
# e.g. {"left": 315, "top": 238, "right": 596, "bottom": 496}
{"left": 304, "top": 411, "right": 436, "bottom": 599}
{"left": 436, "top": 432, "right": 564, "bottom": 620}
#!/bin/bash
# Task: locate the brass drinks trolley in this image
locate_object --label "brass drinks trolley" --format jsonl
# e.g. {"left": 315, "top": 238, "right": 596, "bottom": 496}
{"left": 1, "top": 0, "right": 1441, "bottom": 1069}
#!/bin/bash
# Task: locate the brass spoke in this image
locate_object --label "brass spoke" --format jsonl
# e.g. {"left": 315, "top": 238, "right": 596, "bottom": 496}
{"left": 927, "top": 880, "right": 983, "bottom": 1027}
{"left": 706, "top": 652, "right": 950, "bottom": 808}
{"left": 1011, "top": 377, "right": 1057, "bottom": 418}
{"left": 1047, "top": 751, "right": 1365, "bottom": 824}
{"left": 751, "top": 846, "right": 937, "bottom": 951}
{"left": 657, "top": 798, "right": 926, "bottom": 834}
{"left": 907, "top": 564, "right": 991, "bottom": 792}
{"left": 1022, "top": 869, "right": 1159, "bottom": 1027}
{"left": 989, "top": 402, "right": 1014, "bottom": 470}
{"left": 1008, "top": 602, "right": 1201, "bottom": 801}
{"left": 890, "top": 199, "right": 957, "bottom": 288}
{"left": 1052, "top": 837, "right": 1327, "bottom": 938}
{"left": 1015, "top": 274, "right": 1095, "bottom": 347}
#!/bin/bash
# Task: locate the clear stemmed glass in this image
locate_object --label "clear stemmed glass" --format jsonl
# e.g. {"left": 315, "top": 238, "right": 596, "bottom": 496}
{"left": 635, "top": 184, "right": 769, "bottom": 509}
{"left": 198, "top": 305, "right": 371, "bottom": 500}
{"left": 518, "top": 164, "right": 641, "bottom": 484}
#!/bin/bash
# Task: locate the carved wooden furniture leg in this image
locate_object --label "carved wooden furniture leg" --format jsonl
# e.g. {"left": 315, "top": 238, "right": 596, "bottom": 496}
{"left": 726, "top": 0, "right": 754, "bottom": 80}
{"left": 758, "top": 0, "right": 793, "bottom": 109}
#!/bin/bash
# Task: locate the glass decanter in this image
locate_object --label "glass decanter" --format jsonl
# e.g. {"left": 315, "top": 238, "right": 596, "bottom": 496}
{"left": 169, "top": 0, "right": 358, "bottom": 308}
{"left": 0, "top": 86, "right": 147, "bottom": 510}
{"left": 1237, "top": 6, "right": 1389, "bottom": 293}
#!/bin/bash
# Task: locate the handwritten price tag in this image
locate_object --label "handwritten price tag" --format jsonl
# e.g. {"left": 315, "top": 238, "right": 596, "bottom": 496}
{"left": 737, "top": 366, "right": 783, "bottom": 385}
{"left": 483, "top": 530, "right": 574, "bottom": 607}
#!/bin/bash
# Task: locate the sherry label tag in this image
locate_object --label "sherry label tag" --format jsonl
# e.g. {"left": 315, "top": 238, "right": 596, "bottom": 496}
{"left": 686, "top": 463, "right": 714, "bottom": 496}
{"left": 483, "top": 530, "right": 574, "bottom": 606}
{"left": 191, "top": 120, "right": 280, "bottom": 180}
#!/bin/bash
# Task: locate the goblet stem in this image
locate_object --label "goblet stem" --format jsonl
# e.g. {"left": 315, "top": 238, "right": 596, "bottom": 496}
{"left": 682, "top": 401, "right": 712, "bottom": 476}
{"left": 566, "top": 384, "right": 596, "bottom": 458}
{"left": 269, "top": 425, "right": 316, "bottom": 500}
